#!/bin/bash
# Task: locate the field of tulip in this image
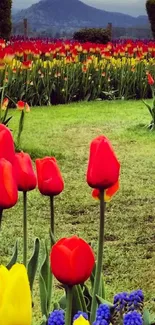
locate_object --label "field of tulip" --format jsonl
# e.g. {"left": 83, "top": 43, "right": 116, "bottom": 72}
{"left": 0, "top": 38, "right": 155, "bottom": 105}
{"left": 1, "top": 100, "right": 155, "bottom": 325}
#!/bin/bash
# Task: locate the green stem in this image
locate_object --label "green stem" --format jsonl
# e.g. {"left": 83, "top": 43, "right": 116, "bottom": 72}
{"left": 65, "top": 286, "right": 73, "bottom": 325}
{"left": 0, "top": 209, "right": 3, "bottom": 230}
{"left": 50, "top": 196, "right": 54, "bottom": 235}
{"left": 48, "top": 196, "right": 55, "bottom": 313}
{"left": 90, "top": 190, "right": 105, "bottom": 324}
{"left": 23, "top": 191, "right": 27, "bottom": 267}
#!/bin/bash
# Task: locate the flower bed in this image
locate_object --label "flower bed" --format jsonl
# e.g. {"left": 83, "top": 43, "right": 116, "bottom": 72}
{"left": 0, "top": 39, "right": 155, "bottom": 104}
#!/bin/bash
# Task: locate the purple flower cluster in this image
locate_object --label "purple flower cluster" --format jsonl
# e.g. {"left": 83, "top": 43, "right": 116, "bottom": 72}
{"left": 123, "top": 311, "right": 143, "bottom": 325}
{"left": 73, "top": 311, "right": 88, "bottom": 321}
{"left": 93, "top": 304, "right": 111, "bottom": 325}
{"left": 128, "top": 290, "right": 144, "bottom": 311}
{"left": 48, "top": 310, "right": 65, "bottom": 325}
{"left": 113, "top": 290, "right": 144, "bottom": 313}
{"left": 113, "top": 292, "right": 129, "bottom": 312}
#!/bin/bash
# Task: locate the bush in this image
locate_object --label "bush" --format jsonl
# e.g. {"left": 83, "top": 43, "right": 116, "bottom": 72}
{"left": 146, "top": 0, "right": 155, "bottom": 39}
{"left": 73, "top": 28, "right": 110, "bottom": 44}
{"left": 0, "top": 0, "right": 12, "bottom": 40}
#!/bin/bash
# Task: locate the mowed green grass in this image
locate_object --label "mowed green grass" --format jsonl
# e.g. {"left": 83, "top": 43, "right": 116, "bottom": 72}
{"left": 1, "top": 100, "right": 155, "bottom": 323}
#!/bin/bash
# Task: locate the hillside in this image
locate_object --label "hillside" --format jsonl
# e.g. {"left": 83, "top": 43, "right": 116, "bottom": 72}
{"left": 13, "top": 0, "right": 149, "bottom": 31}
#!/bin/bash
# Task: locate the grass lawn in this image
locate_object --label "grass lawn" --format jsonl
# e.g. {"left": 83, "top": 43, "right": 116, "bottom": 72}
{"left": 1, "top": 100, "right": 155, "bottom": 323}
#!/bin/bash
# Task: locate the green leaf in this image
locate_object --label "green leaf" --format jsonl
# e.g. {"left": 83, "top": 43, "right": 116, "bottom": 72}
{"left": 27, "top": 238, "right": 40, "bottom": 291}
{"left": 143, "top": 308, "right": 151, "bottom": 325}
{"left": 100, "top": 274, "right": 106, "bottom": 299}
{"left": 82, "top": 284, "right": 92, "bottom": 313}
{"left": 6, "top": 240, "right": 18, "bottom": 270}
{"left": 39, "top": 240, "right": 53, "bottom": 316}
{"left": 39, "top": 271, "right": 48, "bottom": 317}
{"left": 40, "top": 315, "right": 47, "bottom": 325}
{"left": 90, "top": 264, "right": 96, "bottom": 290}
{"left": 90, "top": 263, "right": 106, "bottom": 299}
{"left": 96, "top": 295, "right": 114, "bottom": 307}
{"left": 2, "top": 116, "right": 12, "bottom": 126}
{"left": 142, "top": 99, "right": 153, "bottom": 117}
{"left": 59, "top": 294, "right": 67, "bottom": 310}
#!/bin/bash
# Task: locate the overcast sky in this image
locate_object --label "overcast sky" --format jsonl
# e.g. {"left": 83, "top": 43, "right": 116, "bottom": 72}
{"left": 12, "top": 0, "right": 146, "bottom": 16}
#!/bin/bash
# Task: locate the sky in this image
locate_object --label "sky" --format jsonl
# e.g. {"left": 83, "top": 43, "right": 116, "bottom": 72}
{"left": 12, "top": 0, "right": 146, "bottom": 17}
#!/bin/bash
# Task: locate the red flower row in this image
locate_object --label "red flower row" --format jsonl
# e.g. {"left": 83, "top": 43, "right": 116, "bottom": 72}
{"left": 0, "top": 125, "right": 120, "bottom": 209}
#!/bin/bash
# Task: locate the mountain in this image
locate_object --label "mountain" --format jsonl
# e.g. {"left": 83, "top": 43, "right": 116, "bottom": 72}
{"left": 12, "top": 8, "right": 19, "bottom": 14}
{"left": 13, "top": 0, "right": 149, "bottom": 31}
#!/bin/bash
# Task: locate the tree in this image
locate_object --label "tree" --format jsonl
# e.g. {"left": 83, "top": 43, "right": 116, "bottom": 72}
{"left": 0, "top": 0, "right": 12, "bottom": 39}
{"left": 146, "top": 0, "right": 155, "bottom": 39}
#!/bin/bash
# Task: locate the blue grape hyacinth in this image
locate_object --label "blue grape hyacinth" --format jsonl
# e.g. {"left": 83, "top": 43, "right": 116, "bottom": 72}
{"left": 94, "top": 304, "right": 111, "bottom": 324}
{"left": 73, "top": 311, "right": 89, "bottom": 321}
{"left": 48, "top": 310, "right": 65, "bottom": 325}
{"left": 113, "top": 292, "right": 129, "bottom": 312}
{"left": 123, "top": 311, "right": 143, "bottom": 325}
{"left": 128, "top": 290, "right": 144, "bottom": 311}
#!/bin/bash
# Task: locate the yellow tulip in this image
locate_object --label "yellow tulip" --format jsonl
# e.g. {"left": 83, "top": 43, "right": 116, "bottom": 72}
{"left": 73, "top": 315, "right": 90, "bottom": 325}
{"left": 0, "top": 264, "right": 32, "bottom": 325}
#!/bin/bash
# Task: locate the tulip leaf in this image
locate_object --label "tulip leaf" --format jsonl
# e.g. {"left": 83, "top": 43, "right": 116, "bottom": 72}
{"left": 100, "top": 274, "right": 106, "bottom": 299}
{"left": 39, "top": 272, "right": 48, "bottom": 317}
{"left": 27, "top": 238, "right": 40, "bottom": 292}
{"left": 96, "top": 295, "right": 114, "bottom": 307}
{"left": 143, "top": 308, "right": 151, "bottom": 325}
{"left": 90, "top": 263, "right": 106, "bottom": 299}
{"left": 73, "top": 285, "right": 88, "bottom": 313}
{"left": 59, "top": 294, "right": 67, "bottom": 310}
{"left": 40, "top": 315, "right": 47, "bottom": 325}
{"left": 6, "top": 240, "right": 18, "bottom": 270}
{"left": 82, "top": 284, "right": 92, "bottom": 312}
{"left": 39, "top": 240, "right": 53, "bottom": 317}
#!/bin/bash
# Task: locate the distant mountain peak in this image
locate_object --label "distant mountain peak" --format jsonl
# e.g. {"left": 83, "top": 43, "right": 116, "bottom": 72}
{"left": 13, "top": 0, "right": 148, "bottom": 31}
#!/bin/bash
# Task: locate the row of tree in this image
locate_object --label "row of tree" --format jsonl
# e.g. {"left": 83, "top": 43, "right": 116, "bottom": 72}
{"left": 0, "top": 0, "right": 155, "bottom": 40}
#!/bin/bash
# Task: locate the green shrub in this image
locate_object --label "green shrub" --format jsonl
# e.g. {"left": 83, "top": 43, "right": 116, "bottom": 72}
{"left": 0, "top": 0, "right": 12, "bottom": 40}
{"left": 146, "top": 0, "right": 155, "bottom": 39}
{"left": 73, "top": 28, "right": 110, "bottom": 44}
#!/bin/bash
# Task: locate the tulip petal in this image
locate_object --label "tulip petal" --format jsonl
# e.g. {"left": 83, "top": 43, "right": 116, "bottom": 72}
{"left": 73, "top": 315, "right": 90, "bottom": 325}
{"left": 87, "top": 135, "right": 120, "bottom": 189}
{"left": 63, "top": 236, "right": 79, "bottom": 251}
{"left": 71, "top": 239, "right": 95, "bottom": 284}
{"left": 0, "top": 264, "right": 32, "bottom": 325}
{"left": 51, "top": 245, "right": 73, "bottom": 285}
{"left": 0, "top": 266, "right": 9, "bottom": 306}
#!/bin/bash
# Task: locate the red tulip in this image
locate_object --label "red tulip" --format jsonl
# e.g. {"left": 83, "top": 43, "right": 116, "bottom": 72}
{"left": 147, "top": 73, "right": 154, "bottom": 85}
{"left": 36, "top": 157, "right": 64, "bottom": 196}
{"left": 0, "top": 124, "right": 15, "bottom": 164}
{"left": 50, "top": 236, "right": 95, "bottom": 285}
{"left": 14, "top": 152, "right": 37, "bottom": 192}
{"left": 0, "top": 158, "right": 18, "bottom": 209}
{"left": 16, "top": 101, "right": 25, "bottom": 111}
{"left": 87, "top": 135, "right": 120, "bottom": 189}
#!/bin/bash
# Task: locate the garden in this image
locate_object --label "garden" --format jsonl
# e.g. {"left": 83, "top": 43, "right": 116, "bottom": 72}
{"left": 1, "top": 36, "right": 155, "bottom": 325}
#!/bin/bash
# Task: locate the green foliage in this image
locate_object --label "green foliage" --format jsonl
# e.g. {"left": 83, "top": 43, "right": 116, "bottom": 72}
{"left": 0, "top": 0, "right": 12, "bottom": 39}
{"left": 39, "top": 241, "right": 53, "bottom": 322}
{"left": 146, "top": 0, "right": 155, "bottom": 39}
{"left": 73, "top": 28, "right": 110, "bottom": 44}
{"left": 27, "top": 238, "right": 40, "bottom": 292}
{"left": 0, "top": 60, "right": 154, "bottom": 106}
